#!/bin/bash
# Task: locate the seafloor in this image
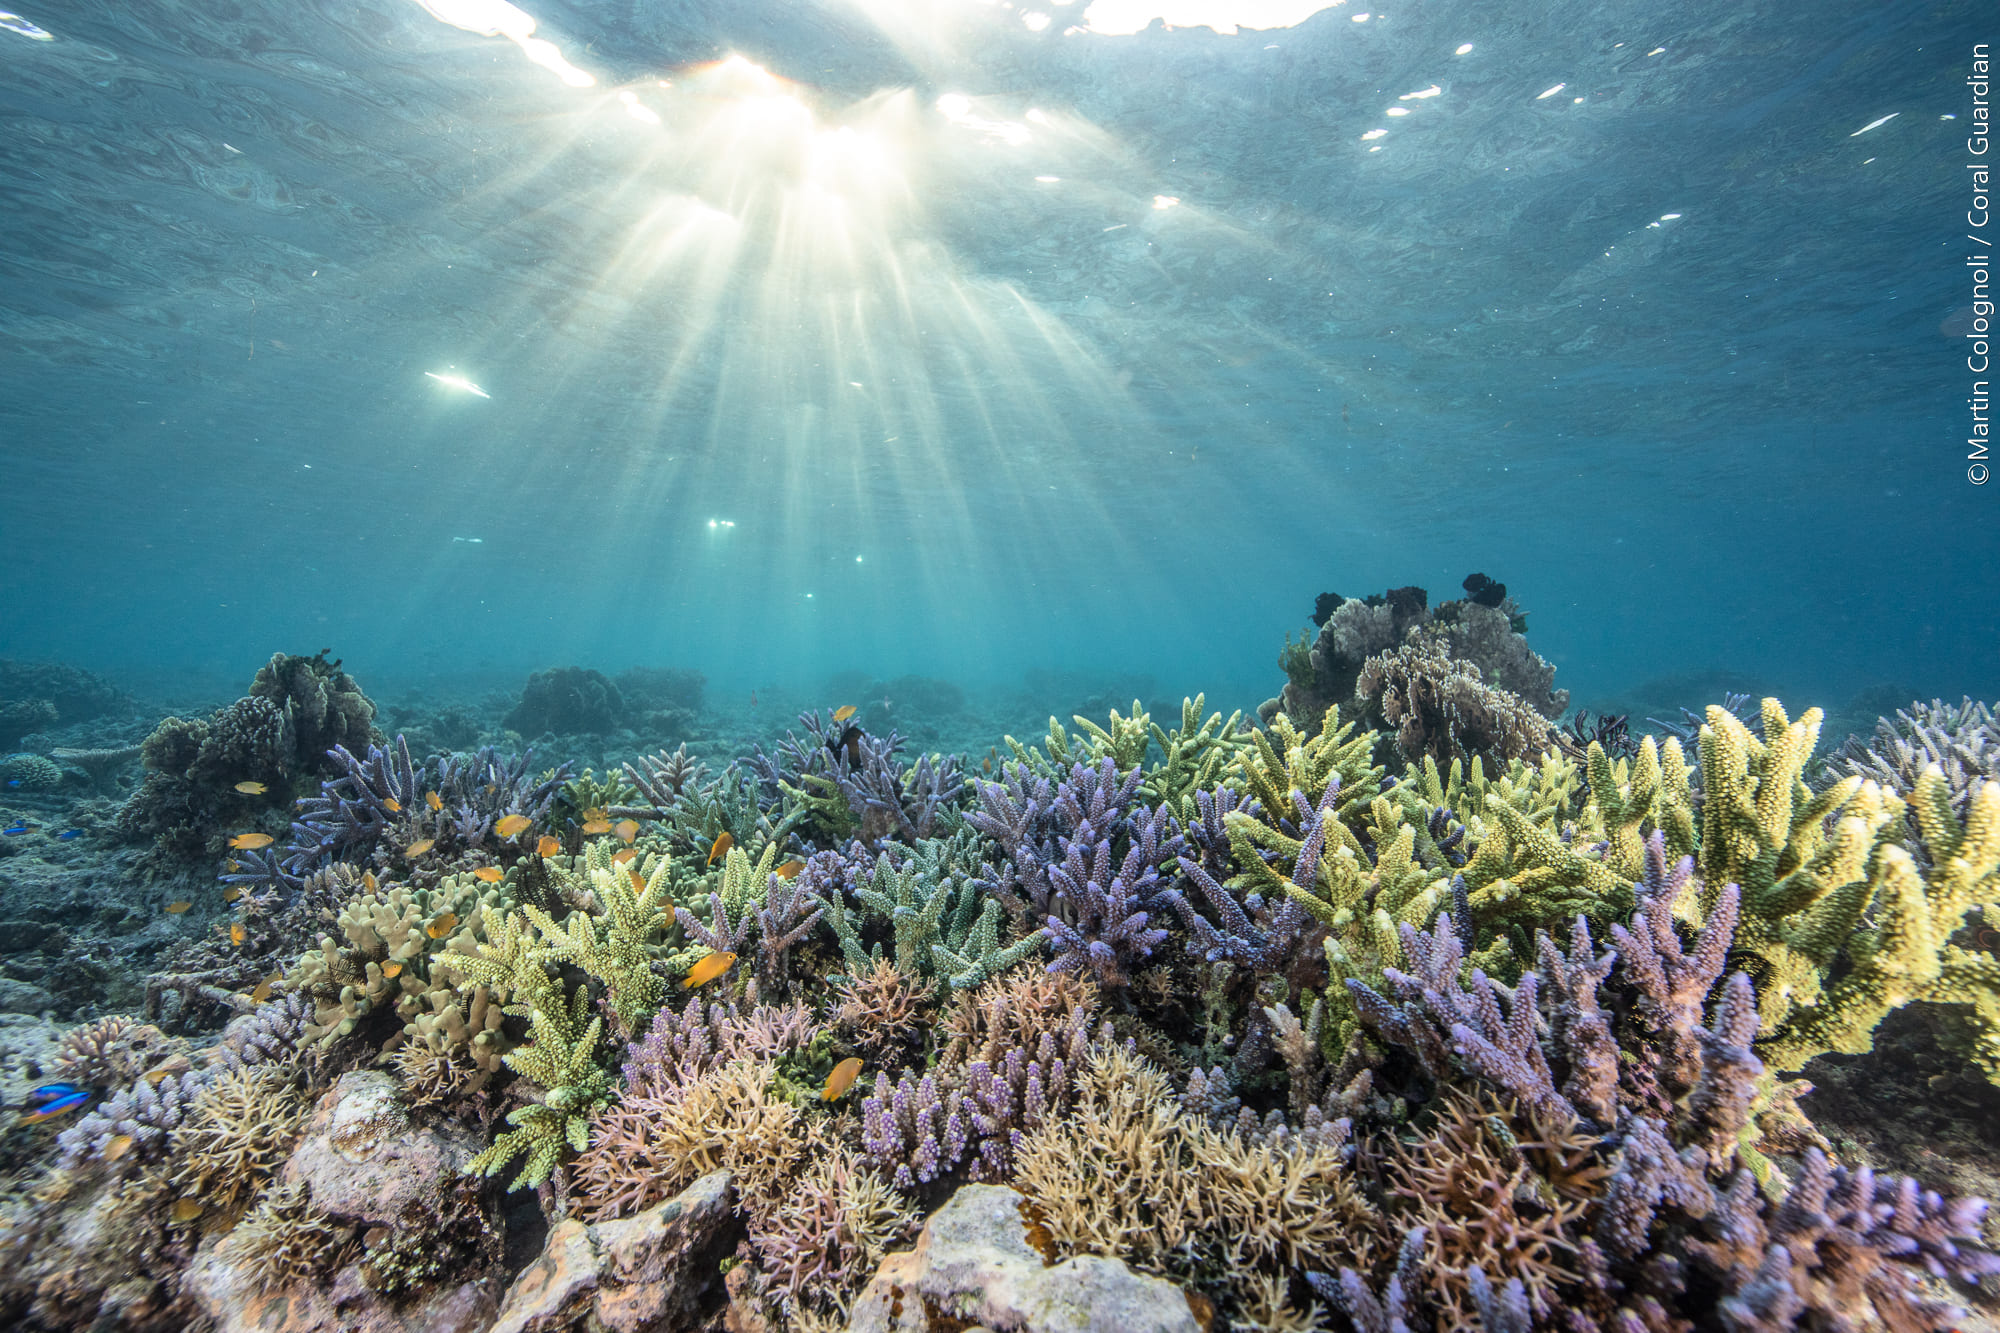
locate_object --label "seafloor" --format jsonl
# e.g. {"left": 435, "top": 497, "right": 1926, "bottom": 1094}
{"left": 0, "top": 589, "right": 1995, "bottom": 1333}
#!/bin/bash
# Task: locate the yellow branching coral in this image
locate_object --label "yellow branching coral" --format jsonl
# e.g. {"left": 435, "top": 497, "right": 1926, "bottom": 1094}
{"left": 465, "top": 984, "right": 612, "bottom": 1192}
{"left": 1761, "top": 768, "right": 2000, "bottom": 1077}
{"left": 525, "top": 845, "right": 674, "bottom": 1039}
{"left": 1696, "top": 701, "right": 1899, "bottom": 1037}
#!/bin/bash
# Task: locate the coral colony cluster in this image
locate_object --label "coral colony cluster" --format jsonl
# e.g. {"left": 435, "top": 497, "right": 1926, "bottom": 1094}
{"left": 1, "top": 587, "right": 1998, "bottom": 1332}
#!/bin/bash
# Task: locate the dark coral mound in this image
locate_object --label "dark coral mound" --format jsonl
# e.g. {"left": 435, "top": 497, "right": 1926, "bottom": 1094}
{"left": 116, "top": 650, "right": 381, "bottom": 867}
{"left": 505, "top": 666, "right": 625, "bottom": 737}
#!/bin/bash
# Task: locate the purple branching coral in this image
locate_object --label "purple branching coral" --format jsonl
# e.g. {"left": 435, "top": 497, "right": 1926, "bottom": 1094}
{"left": 57, "top": 992, "right": 314, "bottom": 1168}
{"left": 619, "top": 997, "right": 819, "bottom": 1097}
{"left": 752, "top": 711, "right": 968, "bottom": 849}
{"left": 861, "top": 972, "right": 1111, "bottom": 1191}
{"left": 1349, "top": 913, "right": 1621, "bottom": 1128}
{"left": 1609, "top": 832, "right": 1738, "bottom": 1095}
{"left": 1161, "top": 854, "right": 1315, "bottom": 975}
{"left": 1041, "top": 804, "right": 1176, "bottom": 988}
{"left": 753, "top": 870, "right": 826, "bottom": 997}
{"left": 969, "top": 757, "right": 1184, "bottom": 988}
{"left": 225, "top": 737, "right": 569, "bottom": 898}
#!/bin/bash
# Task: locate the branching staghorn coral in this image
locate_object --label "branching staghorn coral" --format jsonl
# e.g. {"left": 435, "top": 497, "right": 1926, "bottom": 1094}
{"left": 570, "top": 1058, "right": 807, "bottom": 1222}
{"left": 464, "top": 983, "right": 612, "bottom": 1192}
{"left": 220, "top": 1181, "right": 355, "bottom": 1292}
{"left": 523, "top": 841, "right": 674, "bottom": 1039}
{"left": 168, "top": 1065, "right": 306, "bottom": 1216}
{"left": 820, "top": 834, "right": 1037, "bottom": 993}
{"left": 1758, "top": 765, "right": 2000, "bottom": 1077}
{"left": 1357, "top": 632, "right": 1558, "bottom": 772}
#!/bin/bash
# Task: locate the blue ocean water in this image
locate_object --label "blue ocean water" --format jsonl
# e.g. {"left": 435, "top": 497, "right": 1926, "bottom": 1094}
{"left": 0, "top": 0, "right": 1992, "bottom": 719}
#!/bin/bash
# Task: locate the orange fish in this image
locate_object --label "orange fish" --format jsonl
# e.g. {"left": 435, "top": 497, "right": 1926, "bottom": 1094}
{"left": 833, "top": 704, "right": 857, "bottom": 722}
{"left": 706, "top": 831, "right": 733, "bottom": 866}
{"left": 165, "top": 901, "right": 192, "bottom": 914}
{"left": 473, "top": 866, "right": 504, "bottom": 883}
{"left": 250, "top": 978, "right": 273, "bottom": 1003}
{"left": 425, "top": 912, "right": 458, "bottom": 939}
{"left": 681, "top": 951, "right": 735, "bottom": 989}
{"left": 614, "top": 819, "right": 639, "bottom": 844}
{"left": 581, "top": 819, "right": 612, "bottom": 835}
{"left": 822, "top": 1057, "right": 864, "bottom": 1101}
{"left": 103, "top": 1134, "right": 134, "bottom": 1162}
{"left": 774, "top": 859, "right": 805, "bottom": 881}
{"left": 171, "top": 1198, "right": 203, "bottom": 1222}
{"left": 495, "top": 814, "right": 532, "bottom": 838}
{"left": 536, "top": 835, "right": 561, "bottom": 858}
{"left": 612, "top": 848, "right": 638, "bottom": 866}
{"left": 427, "top": 791, "right": 443, "bottom": 811}
{"left": 629, "top": 868, "right": 647, "bottom": 893}
{"left": 233, "top": 781, "right": 267, "bottom": 795}
{"left": 222, "top": 886, "right": 243, "bottom": 903}
{"left": 382, "top": 798, "right": 402, "bottom": 814}
{"left": 363, "top": 870, "right": 378, "bottom": 891}
{"left": 584, "top": 806, "right": 609, "bottom": 823}
{"left": 228, "top": 833, "right": 274, "bottom": 850}
{"left": 983, "top": 755, "right": 992, "bottom": 774}
{"left": 405, "top": 838, "right": 435, "bottom": 858}
{"left": 144, "top": 1068, "right": 175, "bottom": 1086}
{"left": 230, "top": 923, "right": 246, "bottom": 946}
{"left": 381, "top": 962, "right": 403, "bottom": 979}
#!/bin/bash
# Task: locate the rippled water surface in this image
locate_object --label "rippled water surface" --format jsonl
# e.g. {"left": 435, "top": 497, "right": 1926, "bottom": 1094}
{"left": 0, "top": 0, "right": 1990, "bottom": 707}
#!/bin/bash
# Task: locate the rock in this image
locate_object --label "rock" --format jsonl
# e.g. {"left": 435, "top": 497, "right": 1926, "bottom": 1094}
{"left": 847, "top": 1185, "right": 1200, "bottom": 1333}
{"left": 184, "top": 1238, "right": 499, "bottom": 1333}
{"left": 491, "top": 1170, "right": 739, "bottom": 1333}
{"left": 0, "top": 977, "right": 53, "bottom": 1014}
{"left": 283, "top": 1070, "right": 481, "bottom": 1229}
{"left": 0, "top": 919, "right": 57, "bottom": 953}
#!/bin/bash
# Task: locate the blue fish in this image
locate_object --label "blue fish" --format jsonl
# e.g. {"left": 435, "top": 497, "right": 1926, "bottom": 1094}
{"left": 2, "top": 823, "right": 30, "bottom": 836}
{"left": 57, "top": 829, "right": 82, "bottom": 841}
{"left": 16, "top": 1082, "right": 91, "bottom": 1122}
{"left": 4, "top": 778, "right": 19, "bottom": 787}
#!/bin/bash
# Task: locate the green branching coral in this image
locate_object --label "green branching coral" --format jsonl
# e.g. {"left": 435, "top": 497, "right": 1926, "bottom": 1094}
{"left": 823, "top": 834, "right": 1040, "bottom": 992}
{"left": 1229, "top": 706, "right": 1386, "bottom": 836}
{"left": 524, "top": 843, "right": 675, "bottom": 1039}
{"left": 465, "top": 984, "right": 613, "bottom": 1191}
{"left": 1760, "top": 769, "right": 2000, "bottom": 1077}
{"left": 1002, "top": 700, "right": 1153, "bottom": 777}
{"left": 1696, "top": 701, "right": 1898, "bottom": 1038}
{"left": 1144, "top": 695, "right": 1252, "bottom": 814}
{"left": 1576, "top": 736, "right": 1696, "bottom": 875}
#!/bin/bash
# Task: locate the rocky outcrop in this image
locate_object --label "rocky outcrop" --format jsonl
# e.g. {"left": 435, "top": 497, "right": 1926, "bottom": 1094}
{"left": 490, "top": 1170, "right": 739, "bottom": 1333}
{"left": 847, "top": 1184, "right": 1200, "bottom": 1333}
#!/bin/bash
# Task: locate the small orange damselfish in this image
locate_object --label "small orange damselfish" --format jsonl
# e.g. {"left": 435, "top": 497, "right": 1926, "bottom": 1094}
{"left": 774, "top": 859, "right": 806, "bottom": 881}
{"left": 405, "top": 837, "right": 436, "bottom": 858}
{"left": 228, "top": 832, "right": 274, "bottom": 850}
{"left": 822, "top": 1057, "right": 864, "bottom": 1101}
{"left": 832, "top": 704, "right": 857, "bottom": 722}
{"left": 680, "top": 951, "right": 736, "bottom": 989}
{"left": 706, "top": 831, "right": 733, "bottom": 866}
{"left": 614, "top": 819, "right": 639, "bottom": 844}
{"left": 382, "top": 798, "right": 402, "bottom": 814}
{"left": 537, "top": 835, "right": 562, "bottom": 858}
{"left": 495, "top": 814, "right": 532, "bottom": 838}
{"left": 473, "top": 866, "right": 504, "bottom": 883}
{"left": 427, "top": 791, "right": 444, "bottom": 811}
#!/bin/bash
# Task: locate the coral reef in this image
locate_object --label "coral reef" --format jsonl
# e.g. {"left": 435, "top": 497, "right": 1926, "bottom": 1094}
{"left": 6, "top": 681, "right": 1996, "bottom": 1333}
{"left": 505, "top": 665, "right": 625, "bottom": 736}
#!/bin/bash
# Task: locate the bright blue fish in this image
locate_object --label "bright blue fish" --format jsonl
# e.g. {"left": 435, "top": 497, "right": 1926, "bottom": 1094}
{"left": 57, "top": 829, "right": 82, "bottom": 841}
{"left": 17, "top": 1083, "right": 91, "bottom": 1121}
{"left": 2, "top": 823, "right": 29, "bottom": 836}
